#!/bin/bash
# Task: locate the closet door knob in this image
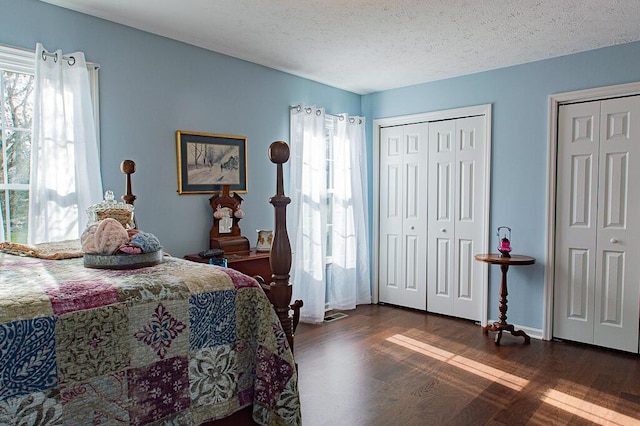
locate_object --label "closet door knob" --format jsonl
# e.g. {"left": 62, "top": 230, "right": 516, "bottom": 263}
{"left": 610, "top": 238, "right": 618, "bottom": 244}
{"left": 441, "top": 228, "right": 446, "bottom": 232}
{"left": 411, "top": 226, "right": 415, "bottom": 230}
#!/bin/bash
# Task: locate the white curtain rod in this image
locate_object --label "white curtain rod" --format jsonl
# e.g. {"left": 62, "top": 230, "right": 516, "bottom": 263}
{"left": 290, "top": 104, "right": 363, "bottom": 124}
{"left": 4, "top": 43, "right": 100, "bottom": 70}
{"left": 41, "top": 50, "right": 77, "bottom": 66}
{"left": 39, "top": 48, "right": 100, "bottom": 70}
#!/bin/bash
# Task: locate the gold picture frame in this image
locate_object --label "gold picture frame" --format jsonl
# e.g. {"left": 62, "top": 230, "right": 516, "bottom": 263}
{"left": 176, "top": 130, "right": 247, "bottom": 194}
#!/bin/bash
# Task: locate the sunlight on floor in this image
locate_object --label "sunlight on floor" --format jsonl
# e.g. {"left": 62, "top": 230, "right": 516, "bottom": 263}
{"left": 542, "top": 389, "right": 640, "bottom": 426}
{"left": 386, "top": 333, "right": 640, "bottom": 425}
{"left": 385, "top": 333, "right": 529, "bottom": 391}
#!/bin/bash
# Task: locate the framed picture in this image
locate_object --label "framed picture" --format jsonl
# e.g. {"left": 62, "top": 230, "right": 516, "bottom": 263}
{"left": 176, "top": 130, "right": 247, "bottom": 194}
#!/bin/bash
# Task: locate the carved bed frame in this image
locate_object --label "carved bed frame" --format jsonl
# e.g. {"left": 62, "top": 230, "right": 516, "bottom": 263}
{"left": 120, "top": 141, "right": 302, "bottom": 355}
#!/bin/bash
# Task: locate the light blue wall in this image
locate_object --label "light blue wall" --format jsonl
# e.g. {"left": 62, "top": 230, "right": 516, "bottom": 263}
{"left": 4, "top": 0, "right": 361, "bottom": 257}
{"left": 6, "top": 0, "right": 640, "bottom": 331}
{"left": 362, "top": 41, "right": 640, "bottom": 329}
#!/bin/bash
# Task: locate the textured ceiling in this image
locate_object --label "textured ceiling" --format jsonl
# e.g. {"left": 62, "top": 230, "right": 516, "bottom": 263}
{"left": 42, "top": 0, "right": 640, "bottom": 94}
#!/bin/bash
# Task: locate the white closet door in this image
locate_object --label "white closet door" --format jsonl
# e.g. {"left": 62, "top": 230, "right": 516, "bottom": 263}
{"left": 453, "top": 116, "right": 486, "bottom": 320}
{"left": 593, "top": 97, "right": 640, "bottom": 352}
{"left": 378, "top": 123, "right": 428, "bottom": 309}
{"left": 427, "top": 117, "right": 486, "bottom": 321}
{"left": 554, "top": 96, "right": 640, "bottom": 353}
{"left": 554, "top": 102, "right": 600, "bottom": 344}
{"left": 379, "top": 126, "right": 404, "bottom": 307}
{"left": 427, "top": 120, "right": 455, "bottom": 315}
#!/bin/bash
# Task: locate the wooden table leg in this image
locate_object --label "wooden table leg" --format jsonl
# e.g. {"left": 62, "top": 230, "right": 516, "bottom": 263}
{"left": 483, "top": 322, "right": 530, "bottom": 345}
{"left": 482, "top": 263, "right": 530, "bottom": 345}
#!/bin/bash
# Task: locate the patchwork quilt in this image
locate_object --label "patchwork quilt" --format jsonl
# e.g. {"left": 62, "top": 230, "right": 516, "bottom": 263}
{"left": 0, "top": 254, "right": 301, "bottom": 425}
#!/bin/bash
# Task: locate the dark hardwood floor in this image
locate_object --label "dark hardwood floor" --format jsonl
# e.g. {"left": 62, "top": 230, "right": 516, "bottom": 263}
{"left": 294, "top": 304, "right": 640, "bottom": 426}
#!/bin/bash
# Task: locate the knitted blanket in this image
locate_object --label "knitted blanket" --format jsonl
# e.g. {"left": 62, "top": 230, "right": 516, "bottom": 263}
{"left": 0, "top": 240, "right": 83, "bottom": 259}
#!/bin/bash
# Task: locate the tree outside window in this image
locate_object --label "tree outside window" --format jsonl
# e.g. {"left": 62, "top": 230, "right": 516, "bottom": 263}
{"left": 0, "top": 68, "right": 33, "bottom": 243}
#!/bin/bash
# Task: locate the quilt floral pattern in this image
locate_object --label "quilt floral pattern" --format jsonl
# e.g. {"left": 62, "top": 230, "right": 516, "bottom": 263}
{"left": 0, "top": 254, "right": 300, "bottom": 426}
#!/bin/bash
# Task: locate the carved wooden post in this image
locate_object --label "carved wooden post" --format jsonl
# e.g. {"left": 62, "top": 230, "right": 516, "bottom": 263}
{"left": 121, "top": 159, "right": 137, "bottom": 228}
{"left": 268, "top": 141, "right": 301, "bottom": 353}
{"left": 120, "top": 160, "right": 137, "bottom": 206}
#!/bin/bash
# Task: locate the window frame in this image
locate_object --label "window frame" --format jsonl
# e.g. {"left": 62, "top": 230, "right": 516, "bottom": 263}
{"left": 324, "top": 115, "right": 337, "bottom": 263}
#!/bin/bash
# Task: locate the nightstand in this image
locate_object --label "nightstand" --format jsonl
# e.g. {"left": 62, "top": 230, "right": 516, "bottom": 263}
{"left": 184, "top": 248, "right": 272, "bottom": 281}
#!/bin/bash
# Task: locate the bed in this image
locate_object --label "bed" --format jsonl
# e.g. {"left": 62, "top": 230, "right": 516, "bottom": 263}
{"left": 0, "top": 142, "right": 301, "bottom": 425}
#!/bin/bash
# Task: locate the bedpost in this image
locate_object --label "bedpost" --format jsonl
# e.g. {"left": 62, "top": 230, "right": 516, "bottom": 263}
{"left": 268, "top": 141, "right": 302, "bottom": 353}
{"left": 121, "top": 159, "right": 138, "bottom": 228}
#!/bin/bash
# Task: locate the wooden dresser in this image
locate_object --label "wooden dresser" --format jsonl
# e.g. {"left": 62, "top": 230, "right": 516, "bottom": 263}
{"left": 184, "top": 248, "right": 272, "bottom": 281}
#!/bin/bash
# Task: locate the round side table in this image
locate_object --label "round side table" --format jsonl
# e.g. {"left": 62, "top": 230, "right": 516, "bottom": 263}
{"left": 475, "top": 253, "right": 535, "bottom": 345}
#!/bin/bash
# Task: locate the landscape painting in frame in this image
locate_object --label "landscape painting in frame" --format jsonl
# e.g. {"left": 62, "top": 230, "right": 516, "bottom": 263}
{"left": 176, "top": 131, "right": 247, "bottom": 194}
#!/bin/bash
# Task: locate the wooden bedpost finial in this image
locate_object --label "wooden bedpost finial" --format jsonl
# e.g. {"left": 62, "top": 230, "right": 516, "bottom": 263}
{"left": 269, "top": 141, "right": 290, "bottom": 164}
{"left": 269, "top": 141, "right": 289, "bottom": 197}
{"left": 120, "top": 159, "right": 137, "bottom": 206}
{"left": 121, "top": 159, "right": 136, "bottom": 175}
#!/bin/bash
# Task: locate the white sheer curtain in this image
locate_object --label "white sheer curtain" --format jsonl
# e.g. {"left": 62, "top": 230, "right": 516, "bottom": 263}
{"left": 289, "top": 105, "right": 371, "bottom": 323}
{"left": 290, "top": 106, "right": 328, "bottom": 323}
{"left": 327, "top": 114, "right": 371, "bottom": 310}
{"left": 28, "top": 43, "right": 102, "bottom": 244}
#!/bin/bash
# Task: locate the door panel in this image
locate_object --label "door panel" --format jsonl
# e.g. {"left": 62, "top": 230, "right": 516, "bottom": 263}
{"left": 386, "top": 165, "right": 400, "bottom": 217}
{"left": 435, "top": 238, "right": 451, "bottom": 296}
{"left": 453, "top": 117, "right": 485, "bottom": 320}
{"left": 593, "top": 96, "right": 640, "bottom": 352}
{"left": 406, "top": 235, "right": 419, "bottom": 290}
{"left": 384, "top": 234, "right": 400, "bottom": 289}
{"left": 554, "top": 102, "right": 600, "bottom": 344}
{"left": 428, "top": 121, "right": 455, "bottom": 314}
{"left": 401, "top": 124, "right": 428, "bottom": 309}
{"left": 458, "top": 239, "right": 473, "bottom": 300}
{"left": 567, "top": 248, "right": 589, "bottom": 319}
{"left": 569, "top": 155, "right": 593, "bottom": 227}
{"left": 600, "top": 250, "right": 623, "bottom": 324}
{"left": 379, "top": 127, "right": 404, "bottom": 304}
{"left": 378, "top": 124, "right": 428, "bottom": 309}
{"left": 458, "top": 160, "right": 474, "bottom": 221}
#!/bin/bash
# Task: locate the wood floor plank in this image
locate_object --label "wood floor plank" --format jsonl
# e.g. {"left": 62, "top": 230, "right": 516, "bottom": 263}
{"left": 295, "top": 304, "right": 640, "bottom": 426}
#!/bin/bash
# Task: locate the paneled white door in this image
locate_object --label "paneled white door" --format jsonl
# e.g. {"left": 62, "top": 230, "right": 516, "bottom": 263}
{"left": 554, "top": 96, "right": 640, "bottom": 353}
{"left": 378, "top": 123, "right": 429, "bottom": 310}
{"left": 427, "top": 117, "right": 486, "bottom": 321}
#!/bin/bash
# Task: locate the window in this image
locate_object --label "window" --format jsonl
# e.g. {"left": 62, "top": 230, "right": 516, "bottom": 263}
{"left": 0, "top": 44, "right": 99, "bottom": 243}
{"left": 324, "top": 116, "right": 336, "bottom": 260}
{"left": 0, "top": 46, "right": 34, "bottom": 243}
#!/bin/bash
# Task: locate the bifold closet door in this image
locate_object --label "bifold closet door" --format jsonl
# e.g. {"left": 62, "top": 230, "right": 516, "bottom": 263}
{"left": 554, "top": 101, "right": 600, "bottom": 345}
{"left": 378, "top": 123, "right": 428, "bottom": 310}
{"left": 427, "top": 116, "right": 486, "bottom": 321}
{"left": 554, "top": 96, "right": 640, "bottom": 353}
